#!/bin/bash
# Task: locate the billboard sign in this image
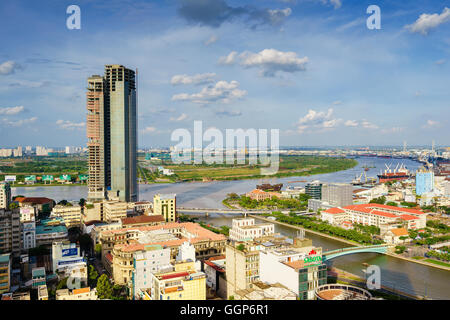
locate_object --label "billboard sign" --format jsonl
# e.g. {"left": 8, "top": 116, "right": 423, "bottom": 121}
{"left": 25, "top": 175, "right": 36, "bottom": 182}
{"left": 78, "top": 174, "right": 88, "bottom": 181}
{"left": 42, "top": 175, "right": 54, "bottom": 182}
{"left": 59, "top": 174, "right": 71, "bottom": 181}
{"left": 61, "top": 247, "right": 79, "bottom": 257}
{"left": 5, "top": 175, "right": 16, "bottom": 182}
{"left": 303, "top": 249, "right": 323, "bottom": 267}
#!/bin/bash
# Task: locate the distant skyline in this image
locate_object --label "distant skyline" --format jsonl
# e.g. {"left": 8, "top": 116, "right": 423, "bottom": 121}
{"left": 0, "top": 0, "right": 449, "bottom": 147}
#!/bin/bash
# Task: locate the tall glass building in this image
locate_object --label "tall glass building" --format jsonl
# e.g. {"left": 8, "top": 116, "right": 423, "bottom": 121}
{"left": 87, "top": 65, "right": 138, "bottom": 202}
{"left": 415, "top": 168, "right": 434, "bottom": 196}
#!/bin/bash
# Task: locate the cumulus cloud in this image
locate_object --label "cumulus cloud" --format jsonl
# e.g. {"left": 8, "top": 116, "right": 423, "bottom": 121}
{"left": 218, "top": 51, "right": 238, "bottom": 65}
{"left": 297, "top": 108, "right": 340, "bottom": 133}
{"left": 0, "top": 61, "right": 22, "bottom": 75}
{"left": 406, "top": 7, "right": 450, "bottom": 35}
{"left": 172, "top": 80, "right": 247, "bottom": 105}
{"left": 171, "top": 73, "right": 216, "bottom": 85}
{"left": 0, "top": 106, "right": 25, "bottom": 115}
{"left": 1, "top": 117, "right": 37, "bottom": 127}
{"left": 215, "top": 109, "right": 242, "bottom": 117}
{"left": 56, "top": 119, "right": 85, "bottom": 130}
{"left": 219, "top": 49, "right": 308, "bottom": 77}
{"left": 177, "top": 0, "right": 291, "bottom": 28}
{"left": 204, "top": 35, "right": 218, "bottom": 46}
{"left": 169, "top": 113, "right": 188, "bottom": 122}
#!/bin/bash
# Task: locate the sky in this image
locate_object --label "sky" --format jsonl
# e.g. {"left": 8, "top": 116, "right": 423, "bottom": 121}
{"left": 0, "top": 0, "right": 449, "bottom": 148}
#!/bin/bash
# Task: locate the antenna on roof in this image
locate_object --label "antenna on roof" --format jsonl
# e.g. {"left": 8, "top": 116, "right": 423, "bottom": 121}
{"left": 296, "top": 229, "right": 305, "bottom": 239}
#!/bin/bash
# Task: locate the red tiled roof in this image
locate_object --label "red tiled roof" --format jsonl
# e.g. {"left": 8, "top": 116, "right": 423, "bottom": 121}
{"left": 342, "top": 203, "right": 425, "bottom": 215}
{"left": 399, "top": 214, "right": 419, "bottom": 221}
{"left": 161, "top": 271, "right": 189, "bottom": 280}
{"left": 17, "top": 197, "right": 53, "bottom": 204}
{"left": 323, "top": 208, "right": 345, "bottom": 214}
{"left": 121, "top": 215, "right": 165, "bottom": 225}
{"left": 390, "top": 228, "right": 409, "bottom": 236}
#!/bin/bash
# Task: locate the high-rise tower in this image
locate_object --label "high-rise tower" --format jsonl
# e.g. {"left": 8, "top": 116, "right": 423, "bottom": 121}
{"left": 86, "top": 65, "right": 138, "bottom": 202}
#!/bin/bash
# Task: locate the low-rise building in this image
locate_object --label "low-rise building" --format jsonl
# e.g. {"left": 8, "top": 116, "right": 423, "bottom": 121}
{"left": 245, "top": 189, "right": 280, "bottom": 201}
{"left": 35, "top": 218, "right": 68, "bottom": 246}
{"left": 203, "top": 255, "right": 226, "bottom": 298}
{"left": 383, "top": 227, "right": 410, "bottom": 244}
{"left": 321, "top": 203, "right": 427, "bottom": 230}
{"left": 143, "top": 261, "right": 206, "bottom": 300}
{"left": 15, "top": 197, "right": 54, "bottom": 214}
{"left": 121, "top": 215, "right": 165, "bottom": 228}
{"left": 37, "top": 284, "right": 48, "bottom": 300}
{"left": 51, "top": 204, "right": 82, "bottom": 228}
{"left": 153, "top": 194, "right": 176, "bottom": 222}
{"left": 52, "top": 241, "right": 87, "bottom": 288}
{"left": 1, "top": 291, "right": 30, "bottom": 300}
{"left": 104, "top": 201, "right": 130, "bottom": 223}
{"left": 56, "top": 287, "right": 98, "bottom": 300}
{"left": 229, "top": 218, "right": 274, "bottom": 241}
{"left": 234, "top": 281, "right": 297, "bottom": 300}
{"left": 32, "top": 267, "right": 46, "bottom": 288}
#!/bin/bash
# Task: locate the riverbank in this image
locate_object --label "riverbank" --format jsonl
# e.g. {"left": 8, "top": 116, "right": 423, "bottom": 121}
{"left": 250, "top": 214, "right": 360, "bottom": 247}
{"left": 252, "top": 215, "right": 450, "bottom": 273}
{"left": 10, "top": 183, "right": 86, "bottom": 188}
{"left": 386, "top": 253, "right": 450, "bottom": 272}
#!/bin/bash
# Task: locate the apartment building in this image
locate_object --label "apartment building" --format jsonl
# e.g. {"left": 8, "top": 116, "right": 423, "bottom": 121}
{"left": 0, "top": 253, "right": 11, "bottom": 294}
{"left": 0, "top": 209, "right": 21, "bottom": 257}
{"left": 130, "top": 245, "right": 171, "bottom": 299}
{"left": 35, "top": 218, "right": 68, "bottom": 246}
{"left": 225, "top": 242, "right": 261, "bottom": 298}
{"left": 0, "top": 182, "right": 11, "bottom": 209}
{"left": 100, "top": 222, "right": 226, "bottom": 281}
{"left": 51, "top": 204, "right": 82, "bottom": 229}
{"left": 143, "top": 261, "right": 206, "bottom": 300}
{"left": 104, "top": 200, "right": 130, "bottom": 223}
{"left": 153, "top": 194, "right": 176, "bottom": 222}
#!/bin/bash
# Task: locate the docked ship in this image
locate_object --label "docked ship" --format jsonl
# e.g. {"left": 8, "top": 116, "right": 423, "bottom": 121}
{"left": 377, "top": 163, "right": 410, "bottom": 183}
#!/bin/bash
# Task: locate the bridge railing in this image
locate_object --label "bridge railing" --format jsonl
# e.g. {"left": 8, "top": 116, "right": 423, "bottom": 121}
{"left": 323, "top": 244, "right": 389, "bottom": 256}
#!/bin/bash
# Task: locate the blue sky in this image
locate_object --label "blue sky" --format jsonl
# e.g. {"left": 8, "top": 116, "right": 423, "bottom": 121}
{"left": 0, "top": 0, "right": 449, "bottom": 148}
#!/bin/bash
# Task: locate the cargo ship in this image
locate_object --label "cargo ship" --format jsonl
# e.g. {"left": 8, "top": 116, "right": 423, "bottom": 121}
{"left": 377, "top": 163, "right": 410, "bottom": 183}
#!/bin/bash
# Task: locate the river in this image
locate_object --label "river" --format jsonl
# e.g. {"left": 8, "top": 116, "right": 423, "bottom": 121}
{"left": 11, "top": 156, "right": 450, "bottom": 299}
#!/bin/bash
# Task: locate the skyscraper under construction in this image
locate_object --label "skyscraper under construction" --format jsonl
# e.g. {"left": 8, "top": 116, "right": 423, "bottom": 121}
{"left": 86, "top": 65, "right": 138, "bottom": 202}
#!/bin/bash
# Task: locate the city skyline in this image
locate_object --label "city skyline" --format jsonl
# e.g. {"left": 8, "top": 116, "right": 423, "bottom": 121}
{"left": 0, "top": 1, "right": 449, "bottom": 148}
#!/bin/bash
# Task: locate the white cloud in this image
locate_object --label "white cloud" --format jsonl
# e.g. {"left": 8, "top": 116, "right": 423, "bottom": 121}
{"left": 172, "top": 80, "right": 247, "bottom": 105}
{"left": 0, "top": 106, "right": 25, "bottom": 115}
{"left": 435, "top": 59, "right": 446, "bottom": 65}
{"left": 297, "top": 108, "right": 338, "bottom": 133}
{"left": 314, "top": 0, "right": 342, "bottom": 9}
{"left": 169, "top": 113, "right": 188, "bottom": 122}
{"left": 204, "top": 35, "right": 218, "bottom": 46}
{"left": 220, "top": 49, "right": 308, "bottom": 77}
{"left": 56, "top": 119, "right": 85, "bottom": 130}
{"left": 0, "top": 61, "right": 22, "bottom": 75}
{"left": 218, "top": 51, "right": 238, "bottom": 65}
{"left": 267, "top": 8, "right": 292, "bottom": 25}
{"left": 1, "top": 117, "right": 37, "bottom": 127}
{"left": 344, "top": 120, "right": 358, "bottom": 127}
{"left": 171, "top": 73, "right": 216, "bottom": 85}
{"left": 406, "top": 7, "right": 450, "bottom": 35}
{"left": 332, "top": 100, "right": 342, "bottom": 105}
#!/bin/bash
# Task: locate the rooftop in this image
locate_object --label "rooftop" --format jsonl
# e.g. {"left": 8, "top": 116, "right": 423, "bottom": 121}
{"left": 121, "top": 214, "right": 165, "bottom": 225}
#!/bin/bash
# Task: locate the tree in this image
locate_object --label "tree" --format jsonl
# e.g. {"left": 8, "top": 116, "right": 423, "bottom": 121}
{"left": 386, "top": 201, "right": 398, "bottom": 207}
{"left": 9, "top": 202, "right": 19, "bottom": 210}
{"left": 56, "top": 277, "right": 68, "bottom": 290}
{"left": 88, "top": 265, "right": 99, "bottom": 287}
{"left": 94, "top": 243, "right": 102, "bottom": 256}
{"left": 237, "top": 244, "right": 245, "bottom": 251}
{"left": 79, "top": 198, "right": 86, "bottom": 207}
{"left": 96, "top": 274, "right": 113, "bottom": 299}
{"left": 370, "top": 196, "right": 386, "bottom": 205}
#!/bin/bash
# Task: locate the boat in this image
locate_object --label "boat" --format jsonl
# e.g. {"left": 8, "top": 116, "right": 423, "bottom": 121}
{"left": 377, "top": 163, "right": 410, "bottom": 183}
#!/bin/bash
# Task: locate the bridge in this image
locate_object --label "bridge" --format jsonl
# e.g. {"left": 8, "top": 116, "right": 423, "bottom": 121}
{"left": 323, "top": 244, "right": 390, "bottom": 261}
{"left": 177, "top": 207, "right": 314, "bottom": 216}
